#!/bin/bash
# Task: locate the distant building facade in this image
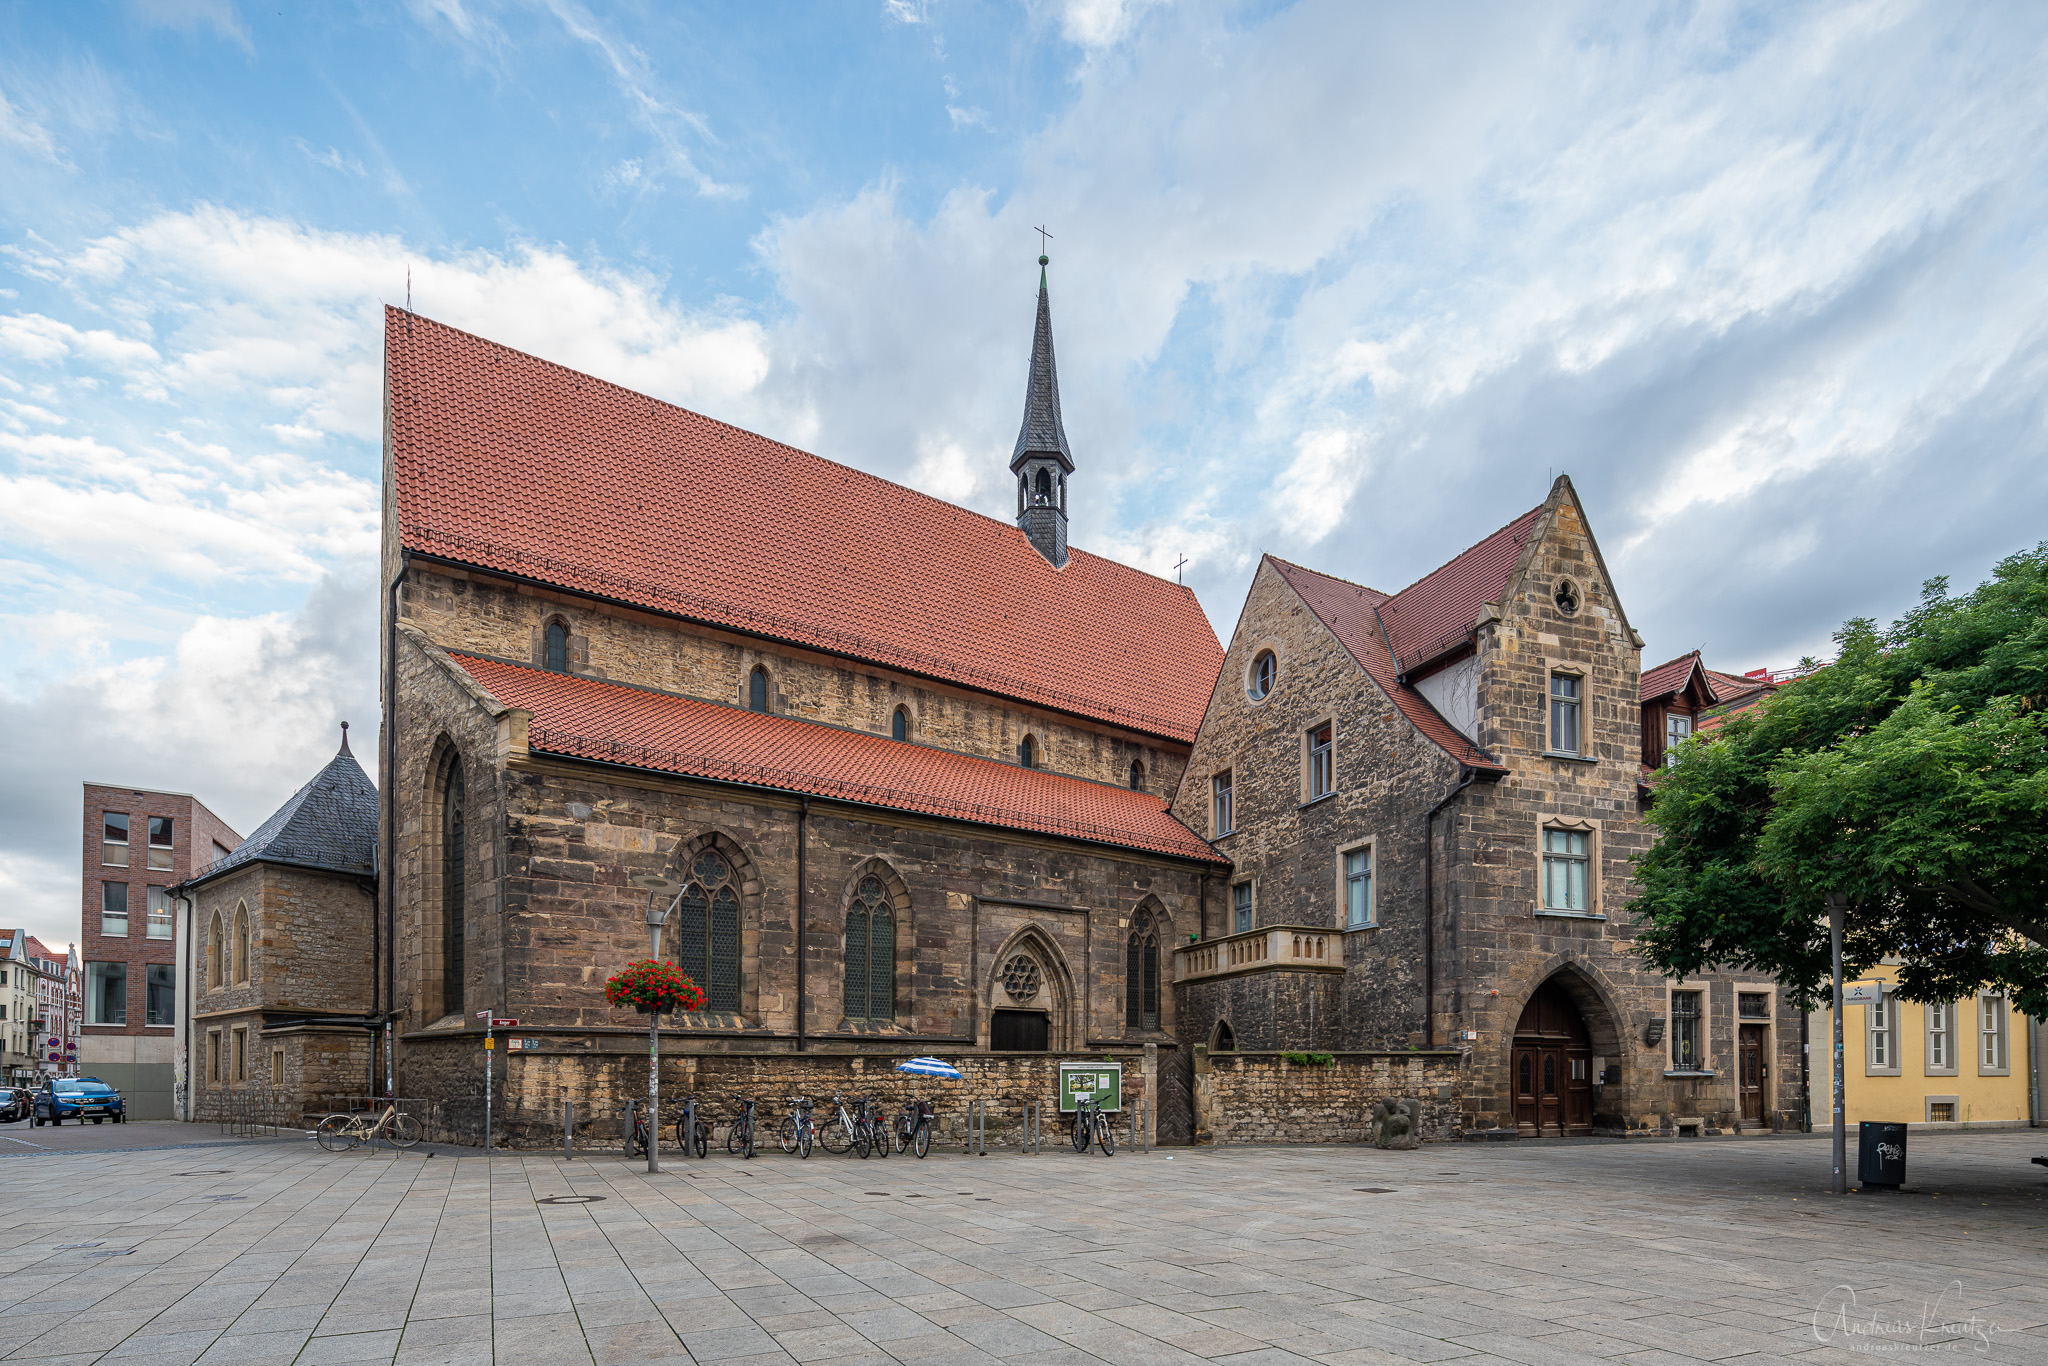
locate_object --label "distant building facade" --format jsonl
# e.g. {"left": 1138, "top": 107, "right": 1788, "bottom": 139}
{"left": 1812, "top": 964, "right": 2040, "bottom": 1129}
{"left": 0, "top": 932, "right": 35, "bottom": 1083}
{"left": 79, "top": 784, "right": 239, "bottom": 1119}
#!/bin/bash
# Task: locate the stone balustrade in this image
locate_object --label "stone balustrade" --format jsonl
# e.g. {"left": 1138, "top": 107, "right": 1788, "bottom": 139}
{"left": 1174, "top": 925, "right": 1344, "bottom": 983}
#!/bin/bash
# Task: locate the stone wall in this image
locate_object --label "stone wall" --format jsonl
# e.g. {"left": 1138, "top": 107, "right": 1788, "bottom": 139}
{"left": 1195, "top": 1047, "right": 1464, "bottom": 1144}
{"left": 191, "top": 864, "right": 375, "bottom": 1016}
{"left": 397, "top": 565, "right": 1188, "bottom": 797}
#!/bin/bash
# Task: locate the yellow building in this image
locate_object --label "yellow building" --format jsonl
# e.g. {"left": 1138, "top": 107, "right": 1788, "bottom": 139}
{"left": 1811, "top": 963, "right": 2040, "bottom": 1129}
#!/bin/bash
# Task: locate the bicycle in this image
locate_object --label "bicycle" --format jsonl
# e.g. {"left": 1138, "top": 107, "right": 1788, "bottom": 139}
{"left": 315, "top": 1100, "right": 422, "bottom": 1152}
{"left": 890, "top": 1096, "right": 934, "bottom": 1157}
{"left": 1071, "top": 1095, "right": 1115, "bottom": 1155}
{"left": 818, "top": 1092, "right": 864, "bottom": 1157}
{"left": 673, "top": 1095, "right": 712, "bottom": 1158}
{"left": 860, "top": 1097, "right": 889, "bottom": 1159}
{"left": 724, "top": 1095, "right": 758, "bottom": 1159}
{"left": 777, "top": 1096, "right": 815, "bottom": 1158}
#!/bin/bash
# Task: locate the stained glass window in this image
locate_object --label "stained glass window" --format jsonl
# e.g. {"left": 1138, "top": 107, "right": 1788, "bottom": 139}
{"left": 1125, "top": 910, "right": 1159, "bottom": 1031}
{"left": 674, "top": 851, "right": 742, "bottom": 1013}
{"left": 842, "top": 876, "right": 895, "bottom": 1020}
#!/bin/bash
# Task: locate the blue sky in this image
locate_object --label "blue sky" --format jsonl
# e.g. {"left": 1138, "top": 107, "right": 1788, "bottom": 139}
{"left": 4, "top": 0, "right": 2047, "bottom": 949}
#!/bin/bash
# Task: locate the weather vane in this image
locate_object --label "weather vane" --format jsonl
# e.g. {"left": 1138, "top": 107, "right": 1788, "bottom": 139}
{"left": 1034, "top": 224, "right": 1053, "bottom": 259}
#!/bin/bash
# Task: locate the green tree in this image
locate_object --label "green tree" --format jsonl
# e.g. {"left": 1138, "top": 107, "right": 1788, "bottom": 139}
{"left": 1633, "top": 545, "right": 2048, "bottom": 1017}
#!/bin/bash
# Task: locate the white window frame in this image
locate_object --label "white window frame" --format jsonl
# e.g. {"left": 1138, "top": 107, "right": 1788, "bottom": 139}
{"left": 102, "top": 812, "right": 130, "bottom": 868}
{"left": 1212, "top": 770, "right": 1235, "bottom": 837}
{"left": 1977, "top": 992, "right": 2010, "bottom": 1076}
{"left": 1338, "top": 839, "right": 1375, "bottom": 930}
{"left": 100, "top": 882, "right": 129, "bottom": 938}
{"left": 146, "top": 887, "right": 174, "bottom": 941}
{"left": 1536, "top": 816, "right": 1601, "bottom": 918}
{"left": 1866, "top": 998, "right": 1900, "bottom": 1076}
{"left": 1231, "top": 879, "right": 1254, "bottom": 935}
{"left": 1548, "top": 671, "right": 1583, "bottom": 756}
{"left": 1305, "top": 721, "right": 1334, "bottom": 801}
{"left": 1665, "top": 712, "right": 1692, "bottom": 766}
{"left": 1924, "top": 1001, "right": 1957, "bottom": 1077}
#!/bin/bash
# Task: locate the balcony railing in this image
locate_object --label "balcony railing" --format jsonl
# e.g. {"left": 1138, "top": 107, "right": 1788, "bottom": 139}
{"left": 1175, "top": 925, "right": 1345, "bottom": 984}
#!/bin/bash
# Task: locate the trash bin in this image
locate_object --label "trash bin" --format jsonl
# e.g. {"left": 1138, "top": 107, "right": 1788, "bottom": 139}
{"left": 1857, "top": 1120, "right": 1907, "bottom": 1189}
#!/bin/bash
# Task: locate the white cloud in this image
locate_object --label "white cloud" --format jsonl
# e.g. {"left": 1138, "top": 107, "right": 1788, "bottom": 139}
{"left": 0, "top": 86, "right": 61, "bottom": 162}
{"left": 1059, "top": 0, "right": 1169, "bottom": 50}
{"left": 126, "top": 0, "right": 254, "bottom": 52}
{"left": 295, "top": 138, "right": 367, "bottom": 178}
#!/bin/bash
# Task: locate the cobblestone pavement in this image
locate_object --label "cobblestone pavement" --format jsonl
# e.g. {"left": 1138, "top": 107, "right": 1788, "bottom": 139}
{"left": 1, "top": 1129, "right": 2043, "bottom": 1365}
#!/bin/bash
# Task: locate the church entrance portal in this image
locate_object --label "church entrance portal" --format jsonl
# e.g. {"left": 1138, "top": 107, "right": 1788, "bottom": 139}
{"left": 1511, "top": 980, "right": 1594, "bottom": 1136}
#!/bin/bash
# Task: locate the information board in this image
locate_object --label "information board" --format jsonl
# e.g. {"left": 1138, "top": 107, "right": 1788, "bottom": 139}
{"left": 1058, "top": 1061, "right": 1123, "bottom": 1113}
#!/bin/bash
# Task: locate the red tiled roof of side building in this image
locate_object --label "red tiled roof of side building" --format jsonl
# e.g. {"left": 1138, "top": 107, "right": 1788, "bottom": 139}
{"left": 1640, "top": 651, "right": 1714, "bottom": 704}
{"left": 385, "top": 309, "right": 1224, "bottom": 743}
{"left": 1375, "top": 505, "right": 1546, "bottom": 672}
{"left": 451, "top": 654, "right": 1229, "bottom": 866}
{"left": 1266, "top": 558, "right": 1506, "bottom": 773}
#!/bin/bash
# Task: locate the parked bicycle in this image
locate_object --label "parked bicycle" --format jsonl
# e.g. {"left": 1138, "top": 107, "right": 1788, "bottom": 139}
{"left": 890, "top": 1096, "right": 935, "bottom": 1157}
{"left": 777, "top": 1095, "right": 815, "bottom": 1158}
{"left": 1072, "top": 1095, "right": 1115, "bottom": 1155}
{"left": 818, "top": 1091, "right": 868, "bottom": 1157}
{"left": 315, "top": 1100, "right": 422, "bottom": 1152}
{"left": 627, "top": 1101, "right": 653, "bottom": 1158}
{"left": 671, "top": 1095, "right": 712, "bottom": 1158}
{"left": 724, "top": 1095, "right": 758, "bottom": 1159}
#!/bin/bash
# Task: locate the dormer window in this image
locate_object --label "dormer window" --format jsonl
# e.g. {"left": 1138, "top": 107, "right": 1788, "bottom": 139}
{"left": 1664, "top": 713, "right": 1692, "bottom": 766}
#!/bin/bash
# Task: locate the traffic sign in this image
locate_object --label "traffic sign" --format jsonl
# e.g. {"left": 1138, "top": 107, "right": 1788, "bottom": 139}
{"left": 491, "top": 1018, "right": 519, "bottom": 1028}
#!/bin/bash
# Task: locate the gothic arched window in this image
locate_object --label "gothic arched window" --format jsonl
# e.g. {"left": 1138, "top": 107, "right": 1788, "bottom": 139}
{"left": 891, "top": 706, "right": 909, "bottom": 742}
{"left": 208, "top": 911, "right": 223, "bottom": 990}
{"left": 1126, "top": 909, "right": 1159, "bottom": 1031}
{"left": 1129, "top": 760, "right": 1145, "bottom": 791}
{"left": 544, "top": 619, "right": 569, "bottom": 672}
{"left": 442, "top": 757, "right": 466, "bottom": 1020}
{"left": 748, "top": 666, "right": 769, "bottom": 712}
{"left": 841, "top": 875, "right": 896, "bottom": 1021}
{"left": 673, "top": 850, "right": 741, "bottom": 1013}
{"left": 1034, "top": 468, "right": 1051, "bottom": 502}
{"left": 233, "top": 905, "right": 250, "bottom": 985}
{"left": 1018, "top": 734, "right": 1037, "bottom": 769}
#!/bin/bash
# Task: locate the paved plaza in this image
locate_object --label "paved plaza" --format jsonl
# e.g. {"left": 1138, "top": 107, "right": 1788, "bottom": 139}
{"left": 0, "top": 1126, "right": 2043, "bottom": 1365}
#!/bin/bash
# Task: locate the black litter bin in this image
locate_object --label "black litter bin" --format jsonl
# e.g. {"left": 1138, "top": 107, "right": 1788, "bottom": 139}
{"left": 1858, "top": 1121, "right": 1907, "bottom": 1188}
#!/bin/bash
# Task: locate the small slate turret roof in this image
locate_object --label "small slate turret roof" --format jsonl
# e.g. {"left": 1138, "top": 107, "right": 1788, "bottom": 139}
{"left": 191, "top": 728, "right": 378, "bottom": 885}
{"left": 1009, "top": 264, "right": 1075, "bottom": 473}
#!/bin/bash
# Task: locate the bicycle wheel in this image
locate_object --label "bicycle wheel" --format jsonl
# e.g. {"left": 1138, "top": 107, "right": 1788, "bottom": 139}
{"left": 693, "top": 1121, "right": 709, "bottom": 1159}
{"left": 913, "top": 1121, "right": 930, "bottom": 1158}
{"left": 870, "top": 1119, "right": 890, "bottom": 1158}
{"left": 315, "top": 1114, "right": 358, "bottom": 1152}
{"left": 387, "top": 1113, "right": 424, "bottom": 1149}
{"left": 797, "top": 1121, "right": 813, "bottom": 1159}
{"left": 1071, "top": 1112, "right": 1091, "bottom": 1153}
{"left": 630, "top": 1121, "right": 648, "bottom": 1158}
{"left": 725, "top": 1121, "right": 740, "bottom": 1155}
{"left": 778, "top": 1116, "right": 800, "bottom": 1154}
{"left": 1097, "top": 1115, "right": 1115, "bottom": 1156}
{"left": 741, "top": 1118, "right": 757, "bottom": 1159}
{"left": 853, "top": 1121, "right": 872, "bottom": 1158}
{"left": 819, "top": 1116, "right": 852, "bottom": 1154}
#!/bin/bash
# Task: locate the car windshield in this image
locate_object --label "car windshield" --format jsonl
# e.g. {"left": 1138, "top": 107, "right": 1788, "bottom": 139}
{"left": 57, "top": 1084, "right": 112, "bottom": 1097}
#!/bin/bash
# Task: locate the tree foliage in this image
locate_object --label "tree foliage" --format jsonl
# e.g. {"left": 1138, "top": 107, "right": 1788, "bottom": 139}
{"left": 1632, "top": 545, "right": 2048, "bottom": 1016}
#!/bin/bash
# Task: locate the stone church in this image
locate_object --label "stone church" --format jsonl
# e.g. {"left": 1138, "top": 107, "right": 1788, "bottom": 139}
{"left": 376, "top": 267, "right": 1230, "bottom": 1141}
{"left": 1170, "top": 479, "right": 1805, "bottom": 1136}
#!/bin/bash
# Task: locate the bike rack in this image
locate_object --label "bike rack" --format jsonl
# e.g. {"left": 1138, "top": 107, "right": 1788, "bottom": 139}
{"left": 1023, "top": 1101, "right": 1040, "bottom": 1154}
{"left": 562, "top": 1100, "right": 574, "bottom": 1161}
{"left": 968, "top": 1098, "right": 986, "bottom": 1156}
{"left": 685, "top": 1098, "right": 698, "bottom": 1159}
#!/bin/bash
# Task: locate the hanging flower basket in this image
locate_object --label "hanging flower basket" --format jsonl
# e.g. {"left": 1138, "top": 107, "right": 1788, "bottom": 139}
{"left": 604, "top": 960, "right": 705, "bottom": 1015}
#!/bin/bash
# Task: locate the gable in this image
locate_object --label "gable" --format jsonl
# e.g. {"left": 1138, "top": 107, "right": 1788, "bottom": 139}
{"left": 384, "top": 309, "right": 1222, "bottom": 742}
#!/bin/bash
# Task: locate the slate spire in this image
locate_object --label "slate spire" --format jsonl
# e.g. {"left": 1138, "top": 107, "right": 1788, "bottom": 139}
{"left": 1011, "top": 254, "right": 1074, "bottom": 567}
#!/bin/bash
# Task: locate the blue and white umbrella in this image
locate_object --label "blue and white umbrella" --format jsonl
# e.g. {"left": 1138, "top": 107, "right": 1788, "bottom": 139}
{"left": 895, "top": 1056, "right": 962, "bottom": 1080}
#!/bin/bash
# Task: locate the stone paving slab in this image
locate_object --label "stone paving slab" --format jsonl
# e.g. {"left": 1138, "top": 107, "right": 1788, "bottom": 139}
{"left": 0, "top": 1132, "right": 2043, "bottom": 1362}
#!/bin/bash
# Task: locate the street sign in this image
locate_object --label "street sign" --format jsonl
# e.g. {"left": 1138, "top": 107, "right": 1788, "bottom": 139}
{"left": 1057, "top": 1061, "right": 1123, "bottom": 1113}
{"left": 1843, "top": 981, "right": 1883, "bottom": 1006}
{"left": 476, "top": 1010, "right": 492, "bottom": 1019}
{"left": 491, "top": 1018, "right": 519, "bottom": 1028}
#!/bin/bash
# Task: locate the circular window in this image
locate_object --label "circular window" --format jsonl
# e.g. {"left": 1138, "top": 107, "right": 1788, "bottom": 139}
{"left": 1554, "top": 579, "right": 1581, "bottom": 615}
{"left": 1001, "top": 956, "right": 1042, "bottom": 1002}
{"left": 1248, "top": 649, "right": 1277, "bottom": 701}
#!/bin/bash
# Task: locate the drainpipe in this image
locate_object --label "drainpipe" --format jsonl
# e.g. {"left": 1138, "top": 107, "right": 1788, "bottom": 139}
{"left": 795, "top": 796, "right": 809, "bottom": 1052}
{"left": 382, "top": 550, "right": 409, "bottom": 1097}
{"left": 1422, "top": 767, "right": 1478, "bottom": 1049}
{"left": 1198, "top": 873, "right": 1208, "bottom": 942}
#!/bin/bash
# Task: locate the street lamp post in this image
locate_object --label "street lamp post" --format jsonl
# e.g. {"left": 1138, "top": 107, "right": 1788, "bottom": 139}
{"left": 1829, "top": 890, "right": 1847, "bottom": 1196}
{"left": 630, "top": 875, "right": 685, "bottom": 1176}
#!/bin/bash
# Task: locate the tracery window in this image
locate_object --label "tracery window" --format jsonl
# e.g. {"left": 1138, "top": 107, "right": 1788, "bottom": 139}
{"left": 841, "top": 875, "right": 896, "bottom": 1021}
{"left": 673, "top": 850, "right": 742, "bottom": 1013}
{"left": 442, "top": 758, "right": 466, "bottom": 1019}
{"left": 208, "top": 911, "right": 224, "bottom": 990}
{"left": 1125, "top": 909, "right": 1159, "bottom": 1031}
{"left": 232, "top": 905, "right": 250, "bottom": 985}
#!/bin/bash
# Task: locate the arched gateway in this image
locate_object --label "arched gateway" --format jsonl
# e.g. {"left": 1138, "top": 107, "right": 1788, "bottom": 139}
{"left": 1512, "top": 980, "right": 1595, "bottom": 1136}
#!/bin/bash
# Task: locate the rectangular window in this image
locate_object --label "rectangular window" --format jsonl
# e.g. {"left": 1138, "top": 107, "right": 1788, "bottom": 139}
{"left": 87, "top": 962, "right": 127, "bottom": 1026}
{"left": 233, "top": 1029, "right": 246, "bottom": 1083}
{"left": 1926, "top": 1002, "right": 1954, "bottom": 1074}
{"left": 1344, "top": 846, "right": 1374, "bottom": 929}
{"left": 147, "top": 816, "right": 174, "bottom": 871}
{"left": 101, "top": 882, "right": 129, "bottom": 937}
{"left": 1212, "top": 771, "right": 1235, "bottom": 836}
{"left": 1928, "top": 1100, "right": 1956, "bottom": 1123}
{"left": 145, "top": 965, "right": 174, "bottom": 1027}
{"left": 1233, "top": 881, "right": 1253, "bottom": 934}
{"left": 1670, "top": 991, "right": 1703, "bottom": 1070}
{"left": 146, "top": 887, "right": 174, "bottom": 940}
{"left": 1868, "top": 999, "right": 1895, "bottom": 1071}
{"left": 102, "top": 812, "right": 130, "bottom": 867}
{"left": 1550, "top": 674, "right": 1582, "bottom": 755}
{"left": 272, "top": 1048, "right": 285, "bottom": 1086}
{"left": 1541, "top": 829, "right": 1590, "bottom": 911}
{"left": 209, "top": 1031, "right": 221, "bottom": 1083}
{"left": 1980, "top": 995, "right": 2009, "bottom": 1073}
{"left": 1665, "top": 713, "right": 1692, "bottom": 766}
{"left": 1737, "top": 992, "right": 1770, "bottom": 1019}
{"left": 1307, "top": 724, "right": 1333, "bottom": 799}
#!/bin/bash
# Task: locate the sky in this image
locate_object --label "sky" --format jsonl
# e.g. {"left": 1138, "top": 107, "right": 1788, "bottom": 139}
{"left": 3, "top": 0, "right": 2046, "bottom": 953}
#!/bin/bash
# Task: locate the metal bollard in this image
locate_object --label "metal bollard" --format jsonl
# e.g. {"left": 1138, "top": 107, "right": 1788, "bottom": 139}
{"left": 563, "top": 1100, "right": 574, "bottom": 1161}
{"left": 1024, "top": 1101, "right": 1038, "bottom": 1154}
{"left": 622, "top": 1101, "right": 634, "bottom": 1155}
{"left": 684, "top": 1098, "right": 696, "bottom": 1159}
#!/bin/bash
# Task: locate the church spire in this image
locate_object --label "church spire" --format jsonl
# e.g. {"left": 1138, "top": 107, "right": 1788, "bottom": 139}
{"left": 1012, "top": 252, "right": 1074, "bottom": 567}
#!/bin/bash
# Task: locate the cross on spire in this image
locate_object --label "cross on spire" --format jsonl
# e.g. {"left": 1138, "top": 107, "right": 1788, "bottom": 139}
{"left": 1034, "top": 224, "right": 1053, "bottom": 258}
{"left": 1174, "top": 553, "right": 1188, "bottom": 584}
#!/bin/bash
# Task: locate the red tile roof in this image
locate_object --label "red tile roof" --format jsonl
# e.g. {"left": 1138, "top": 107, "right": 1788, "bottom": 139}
{"left": 386, "top": 309, "right": 1222, "bottom": 742}
{"left": 1640, "top": 651, "right": 1714, "bottom": 704}
{"left": 1375, "top": 506, "right": 1545, "bottom": 673}
{"left": 1267, "top": 559, "right": 1505, "bottom": 773}
{"left": 452, "top": 654, "right": 1227, "bottom": 865}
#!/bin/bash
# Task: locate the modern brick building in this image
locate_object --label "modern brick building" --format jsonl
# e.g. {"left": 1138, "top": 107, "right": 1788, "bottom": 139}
{"left": 79, "top": 783, "right": 239, "bottom": 1118}
{"left": 1171, "top": 479, "right": 1807, "bottom": 1137}
{"left": 375, "top": 270, "right": 1230, "bottom": 1143}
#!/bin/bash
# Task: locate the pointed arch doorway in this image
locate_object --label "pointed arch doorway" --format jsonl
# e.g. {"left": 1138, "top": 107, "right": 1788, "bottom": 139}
{"left": 1512, "top": 980, "right": 1594, "bottom": 1136}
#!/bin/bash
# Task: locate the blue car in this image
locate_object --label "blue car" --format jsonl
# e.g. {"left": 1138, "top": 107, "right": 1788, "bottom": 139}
{"left": 33, "top": 1078, "right": 125, "bottom": 1125}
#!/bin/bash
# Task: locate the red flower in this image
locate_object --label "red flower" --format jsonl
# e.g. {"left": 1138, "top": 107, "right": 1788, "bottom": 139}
{"left": 604, "top": 960, "right": 707, "bottom": 1013}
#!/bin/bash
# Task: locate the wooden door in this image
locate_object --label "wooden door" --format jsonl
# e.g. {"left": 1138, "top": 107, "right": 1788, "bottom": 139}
{"left": 1512, "top": 981, "right": 1595, "bottom": 1136}
{"left": 1738, "top": 1024, "right": 1765, "bottom": 1123}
